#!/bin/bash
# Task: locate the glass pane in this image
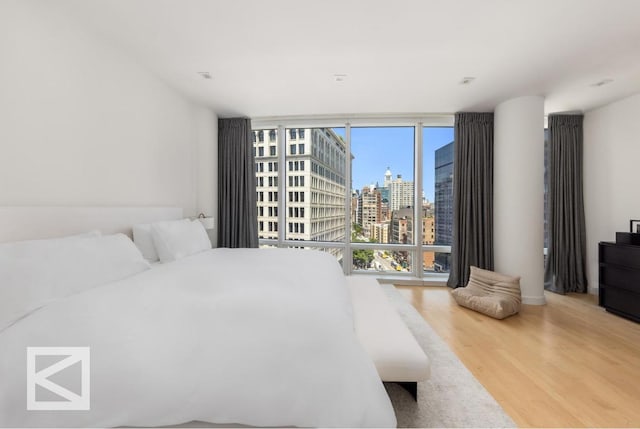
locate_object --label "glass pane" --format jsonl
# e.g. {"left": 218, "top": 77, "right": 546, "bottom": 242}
{"left": 285, "top": 128, "right": 346, "bottom": 242}
{"left": 281, "top": 246, "right": 344, "bottom": 266}
{"left": 423, "top": 127, "right": 454, "bottom": 249}
{"left": 423, "top": 251, "right": 450, "bottom": 273}
{"left": 353, "top": 248, "right": 412, "bottom": 273}
{"left": 253, "top": 128, "right": 279, "bottom": 240}
{"left": 423, "top": 127, "right": 453, "bottom": 274}
{"left": 351, "top": 127, "right": 415, "bottom": 245}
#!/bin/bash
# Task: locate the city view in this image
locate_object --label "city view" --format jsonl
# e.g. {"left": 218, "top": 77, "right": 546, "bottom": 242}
{"left": 253, "top": 127, "right": 454, "bottom": 274}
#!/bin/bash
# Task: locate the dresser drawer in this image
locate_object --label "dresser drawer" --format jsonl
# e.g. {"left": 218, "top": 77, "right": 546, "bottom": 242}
{"left": 603, "top": 286, "right": 640, "bottom": 321}
{"left": 600, "top": 265, "right": 640, "bottom": 292}
{"left": 600, "top": 243, "right": 640, "bottom": 270}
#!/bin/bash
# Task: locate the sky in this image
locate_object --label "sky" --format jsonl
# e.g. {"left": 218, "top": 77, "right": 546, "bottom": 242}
{"left": 333, "top": 127, "right": 454, "bottom": 202}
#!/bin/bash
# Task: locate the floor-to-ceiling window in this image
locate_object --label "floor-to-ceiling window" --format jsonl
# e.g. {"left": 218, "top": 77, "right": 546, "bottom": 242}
{"left": 252, "top": 118, "right": 454, "bottom": 282}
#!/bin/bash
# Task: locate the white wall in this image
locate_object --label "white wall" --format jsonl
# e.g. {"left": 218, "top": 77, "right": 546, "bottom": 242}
{"left": 494, "top": 96, "right": 545, "bottom": 304}
{"left": 0, "top": 0, "right": 217, "bottom": 219}
{"left": 584, "top": 92, "right": 640, "bottom": 294}
{"left": 195, "top": 109, "right": 218, "bottom": 245}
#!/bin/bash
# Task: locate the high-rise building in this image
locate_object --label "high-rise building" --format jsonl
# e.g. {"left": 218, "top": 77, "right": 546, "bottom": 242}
{"left": 253, "top": 129, "right": 280, "bottom": 241}
{"left": 388, "top": 173, "right": 414, "bottom": 211}
{"left": 372, "top": 222, "right": 389, "bottom": 244}
{"left": 357, "top": 185, "right": 381, "bottom": 238}
{"left": 379, "top": 167, "right": 391, "bottom": 217}
{"left": 383, "top": 167, "right": 392, "bottom": 187}
{"left": 422, "top": 215, "right": 436, "bottom": 271}
{"left": 254, "top": 128, "right": 347, "bottom": 257}
{"left": 434, "top": 141, "right": 454, "bottom": 271}
{"left": 422, "top": 216, "right": 435, "bottom": 245}
{"left": 351, "top": 190, "right": 359, "bottom": 227}
{"left": 391, "top": 207, "right": 413, "bottom": 244}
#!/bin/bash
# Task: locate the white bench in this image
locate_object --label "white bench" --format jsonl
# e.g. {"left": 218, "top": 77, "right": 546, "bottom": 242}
{"left": 347, "top": 276, "right": 430, "bottom": 400}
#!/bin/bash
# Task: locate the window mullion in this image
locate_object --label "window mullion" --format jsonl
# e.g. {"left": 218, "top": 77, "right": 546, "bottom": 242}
{"left": 277, "top": 125, "right": 286, "bottom": 248}
{"left": 414, "top": 123, "right": 424, "bottom": 279}
{"left": 344, "top": 123, "right": 352, "bottom": 276}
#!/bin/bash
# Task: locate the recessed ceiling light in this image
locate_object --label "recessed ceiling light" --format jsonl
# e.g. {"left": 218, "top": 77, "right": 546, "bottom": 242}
{"left": 591, "top": 78, "right": 613, "bottom": 87}
{"left": 198, "top": 71, "right": 212, "bottom": 80}
{"left": 333, "top": 74, "right": 348, "bottom": 82}
{"left": 459, "top": 77, "right": 476, "bottom": 85}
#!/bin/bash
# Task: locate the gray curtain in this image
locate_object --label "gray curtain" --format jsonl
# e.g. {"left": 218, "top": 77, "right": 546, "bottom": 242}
{"left": 217, "top": 118, "right": 259, "bottom": 248}
{"left": 447, "top": 112, "right": 494, "bottom": 288}
{"left": 544, "top": 115, "right": 587, "bottom": 294}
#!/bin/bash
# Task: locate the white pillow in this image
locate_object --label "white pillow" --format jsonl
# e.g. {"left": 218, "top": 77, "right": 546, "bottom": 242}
{"left": 0, "top": 233, "right": 150, "bottom": 331}
{"left": 132, "top": 223, "right": 159, "bottom": 262}
{"left": 151, "top": 219, "right": 212, "bottom": 263}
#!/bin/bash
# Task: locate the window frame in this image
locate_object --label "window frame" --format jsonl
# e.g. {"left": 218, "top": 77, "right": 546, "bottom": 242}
{"left": 252, "top": 115, "right": 454, "bottom": 284}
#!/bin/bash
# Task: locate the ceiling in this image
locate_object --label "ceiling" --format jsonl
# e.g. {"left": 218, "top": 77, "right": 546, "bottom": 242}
{"left": 50, "top": 0, "right": 640, "bottom": 117}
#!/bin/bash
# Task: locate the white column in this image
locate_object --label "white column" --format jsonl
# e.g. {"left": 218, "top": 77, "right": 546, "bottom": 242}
{"left": 494, "top": 96, "right": 545, "bottom": 305}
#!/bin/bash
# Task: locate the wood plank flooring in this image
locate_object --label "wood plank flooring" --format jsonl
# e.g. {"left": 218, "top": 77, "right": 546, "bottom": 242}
{"left": 395, "top": 286, "right": 640, "bottom": 428}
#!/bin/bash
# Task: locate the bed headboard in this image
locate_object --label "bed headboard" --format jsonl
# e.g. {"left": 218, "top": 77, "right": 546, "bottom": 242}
{"left": 0, "top": 206, "right": 184, "bottom": 243}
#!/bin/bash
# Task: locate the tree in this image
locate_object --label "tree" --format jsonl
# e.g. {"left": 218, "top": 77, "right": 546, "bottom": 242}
{"left": 351, "top": 223, "right": 364, "bottom": 241}
{"left": 353, "top": 248, "right": 374, "bottom": 269}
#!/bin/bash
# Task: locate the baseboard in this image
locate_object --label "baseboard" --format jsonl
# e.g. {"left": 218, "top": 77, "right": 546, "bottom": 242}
{"left": 522, "top": 295, "right": 546, "bottom": 305}
{"left": 588, "top": 286, "right": 599, "bottom": 295}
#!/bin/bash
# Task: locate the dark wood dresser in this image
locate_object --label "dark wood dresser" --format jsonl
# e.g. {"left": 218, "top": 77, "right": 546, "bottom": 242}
{"left": 599, "top": 241, "right": 640, "bottom": 323}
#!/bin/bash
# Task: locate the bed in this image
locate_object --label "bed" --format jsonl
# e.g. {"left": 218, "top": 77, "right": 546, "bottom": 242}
{"left": 0, "top": 208, "right": 396, "bottom": 428}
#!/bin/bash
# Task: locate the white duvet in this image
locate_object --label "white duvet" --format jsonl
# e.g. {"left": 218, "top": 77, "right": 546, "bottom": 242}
{"left": 0, "top": 248, "right": 396, "bottom": 428}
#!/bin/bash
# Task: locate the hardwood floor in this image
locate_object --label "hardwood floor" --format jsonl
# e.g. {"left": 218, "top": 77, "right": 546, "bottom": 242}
{"left": 395, "top": 286, "right": 640, "bottom": 428}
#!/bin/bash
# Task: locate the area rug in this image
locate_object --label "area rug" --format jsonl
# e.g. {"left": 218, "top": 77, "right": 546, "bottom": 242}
{"left": 382, "top": 284, "right": 516, "bottom": 428}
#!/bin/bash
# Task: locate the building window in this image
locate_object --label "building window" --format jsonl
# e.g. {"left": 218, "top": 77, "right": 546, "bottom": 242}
{"left": 299, "top": 129, "right": 305, "bottom": 139}
{"left": 298, "top": 143, "right": 305, "bottom": 155}
{"left": 258, "top": 130, "right": 264, "bottom": 142}
{"left": 290, "top": 144, "right": 297, "bottom": 155}
{"left": 270, "top": 146, "right": 276, "bottom": 156}
{"left": 269, "top": 129, "right": 276, "bottom": 142}
{"left": 289, "top": 129, "right": 297, "bottom": 140}
{"left": 258, "top": 147, "right": 264, "bottom": 157}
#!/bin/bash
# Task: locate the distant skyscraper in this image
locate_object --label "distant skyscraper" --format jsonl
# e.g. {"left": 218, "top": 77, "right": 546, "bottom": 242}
{"left": 388, "top": 173, "right": 414, "bottom": 211}
{"left": 383, "top": 167, "right": 392, "bottom": 187}
{"left": 435, "top": 141, "right": 454, "bottom": 271}
{"left": 379, "top": 167, "right": 391, "bottom": 208}
{"left": 357, "top": 185, "right": 382, "bottom": 238}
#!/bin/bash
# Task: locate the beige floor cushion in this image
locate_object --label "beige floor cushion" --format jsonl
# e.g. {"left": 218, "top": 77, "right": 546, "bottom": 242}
{"left": 451, "top": 266, "right": 521, "bottom": 319}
